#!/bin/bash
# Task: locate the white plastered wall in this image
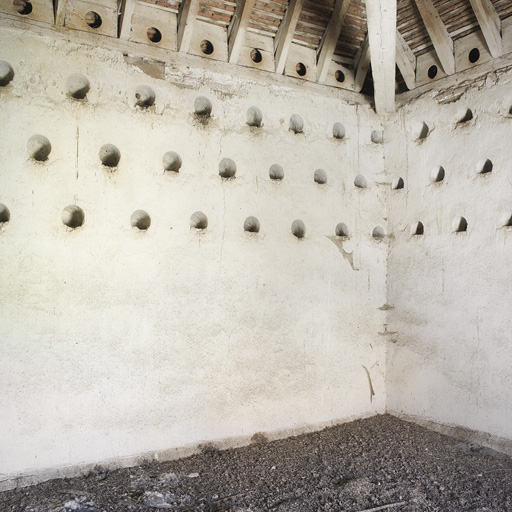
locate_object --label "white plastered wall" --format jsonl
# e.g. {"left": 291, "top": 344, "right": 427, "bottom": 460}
{"left": 386, "top": 72, "right": 512, "bottom": 446}
{"left": 0, "top": 28, "right": 388, "bottom": 486}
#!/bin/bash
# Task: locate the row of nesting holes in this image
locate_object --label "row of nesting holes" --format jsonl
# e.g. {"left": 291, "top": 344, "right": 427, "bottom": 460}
{"left": 21, "top": 135, "right": 496, "bottom": 187}
{"left": 2, "top": 204, "right": 510, "bottom": 236}
{"left": 10, "top": 0, "right": 347, "bottom": 84}
{"left": 410, "top": 215, "right": 512, "bottom": 235}
{"left": 0, "top": 65, "right": 367, "bottom": 140}
{"left": 427, "top": 47, "right": 482, "bottom": 80}
{"left": 24, "top": 135, "right": 379, "bottom": 186}
{"left": 390, "top": 159, "right": 494, "bottom": 190}
{"left": 0, "top": 205, "right": 383, "bottom": 239}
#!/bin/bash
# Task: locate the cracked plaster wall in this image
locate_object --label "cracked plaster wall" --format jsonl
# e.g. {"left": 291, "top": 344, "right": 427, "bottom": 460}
{"left": 385, "top": 71, "right": 512, "bottom": 450}
{"left": 0, "top": 28, "right": 388, "bottom": 486}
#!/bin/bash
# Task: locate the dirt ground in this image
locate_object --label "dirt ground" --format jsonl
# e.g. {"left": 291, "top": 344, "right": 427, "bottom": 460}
{"left": 2, "top": 414, "right": 512, "bottom": 512}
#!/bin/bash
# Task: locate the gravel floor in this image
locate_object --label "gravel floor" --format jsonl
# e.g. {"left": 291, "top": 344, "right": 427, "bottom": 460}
{"left": 2, "top": 414, "right": 512, "bottom": 512}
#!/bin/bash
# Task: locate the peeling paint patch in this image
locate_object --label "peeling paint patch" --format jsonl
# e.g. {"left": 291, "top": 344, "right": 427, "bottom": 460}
{"left": 326, "top": 236, "right": 359, "bottom": 271}
{"left": 123, "top": 56, "right": 165, "bottom": 80}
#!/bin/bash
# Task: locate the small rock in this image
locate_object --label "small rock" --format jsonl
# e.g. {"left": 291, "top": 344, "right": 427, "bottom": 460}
{"left": 187, "top": 472, "right": 199, "bottom": 478}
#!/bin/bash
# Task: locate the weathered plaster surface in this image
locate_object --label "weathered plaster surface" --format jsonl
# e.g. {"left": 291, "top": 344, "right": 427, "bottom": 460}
{"left": 0, "top": 28, "right": 387, "bottom": 487}
{"left": 386, "top": 72, "right": 512, "bottom": 444}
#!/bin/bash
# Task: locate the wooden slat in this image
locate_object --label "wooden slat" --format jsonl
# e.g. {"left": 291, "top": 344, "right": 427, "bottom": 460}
{"left": 353, "top": 33, "right": 369, "bottom": 91}
{"left": 177, "top": 0, "right": 200, "bottom": 51}
{"left": 469, "top": 0, "right": 502, "bottom": 57}
{"left": 228, "top": 0, "right": 258, "bottom": 63}
{"left": 120, "top": 0, "right": 137, "bottom": 39}
{"left": 316, "top": 0, "right": 352, "bottom": 82}
{"left": 365, "top": 0, "right": 396, "bottom": 113}
{"left": 55, "top": 0, "right": 67, "bottom": 26}
{"left": 396, "top": 28, "right": 416, "bottom": 89}
{"left": 413, "top": 0, "right": 455, "bottom": 74}
{"left": 274, "top": 0, "right": 303, "bottom": 73}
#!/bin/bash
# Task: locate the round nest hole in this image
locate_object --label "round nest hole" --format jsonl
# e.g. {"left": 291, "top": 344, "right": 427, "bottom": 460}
{"left": 453, "top": 216, "right": 468, "bottom": 233}
{"left": 296, "top": 62, "right": 306, "bottom": 77}
{"left": 200, "top": 40, "right": 214, "bottom": 55}
{"left": 431, "top": 166, "right": 445, "bottom": 183}
{"left": 131, "top": 210, "right": 151, "bottom": 231}
{"left": 427, "top": 65, "right": 438, "bottom": 80}
{"left": 335, "top": 223, "right": 349, "bottom": 237}
{"left": 147, "top": 27, "right": 162, "bottom": 43}
{"left": 412, "top": 221, "right": 424, "bottom": 236}
{"left": 244, "top": 216, "right": 260, "bottom": 233}
{"left": 85, "top": 11, "right": 102, "bottom": 28}
{"left": 250, "top": 49, "right": 262, "bottom": 63}
{"left": 469, "top": 48, "right": 480, "bottom": 64}
{"left": 62, "top": 205, "right": 85, "bottom": 229}
{"left": 190, "top": 211, "right": 208, "bottom": 230}
{"left": 392, "top": 177, "right": 404, "bottom": 190}
{"left": 291, "top": 219, "right": 305, "bottom": 239}
{"left": 335, "top": 70, "right": 345, "bottom": 83}
{"left": 13, "top": 0, "right": 32, "bottom": 15}
{"left": 372, "top": 226, "right": 385, "bottom": 240}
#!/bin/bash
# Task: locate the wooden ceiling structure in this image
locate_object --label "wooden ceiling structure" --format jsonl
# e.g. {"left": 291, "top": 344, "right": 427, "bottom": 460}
{"left": 1, "top": 0, "right": 512, "bottom": 113}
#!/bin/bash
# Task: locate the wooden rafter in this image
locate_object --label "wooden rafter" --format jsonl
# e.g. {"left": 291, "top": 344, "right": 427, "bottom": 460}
{"left": 55, "top": 0, "right": 67, "bottom": 26}
{"left": 177, "top": 0, "right": 200, "bottom": 53}
{"left": 274, "top": 0, "right": 303, "bottom": 74}
{"left": 228, "top": 0, "right": 257, "bottom": 64}
{"left": 119, "top": 0, "right": 137, "bottom": 39}
{"left": 365, "top": 0, "right": 397, "bottom": 113}
{"left": 396, "top": 29, "right": 416, "bottom": 90}
{"left": 353, "top": 34, "right": 370, "bottom": 93}
{"left": 413, "top": 0, "right": 455, "bottom": 75}
{"left": 316, "top": 0, "right": 352, "bottom": 83}
{"left": 469, "top": 0, "right": 502, "bottom": 58}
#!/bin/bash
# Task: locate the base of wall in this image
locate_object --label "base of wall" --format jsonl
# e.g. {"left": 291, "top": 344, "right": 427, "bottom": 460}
{"left": 389, "top": 411, "right": 512, "bottom": 458}
{"left": 0, "top": 412, "right": 377, "bottom": 492}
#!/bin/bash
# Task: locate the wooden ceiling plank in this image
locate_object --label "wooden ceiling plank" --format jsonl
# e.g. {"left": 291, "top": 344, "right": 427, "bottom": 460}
{"left": 469, "top": 0, "right": 502, "bottom": 57}
{"left": 353, "top": 33, "right": 369, "bottom": 92}
{"left": 413, "top": 0, "right": 455, "bottom": 74}
{"left": 396, "top": 28, "right": 416, "bottom": 89}
{"left": 274, "top": 0, "right": 304, "bottom": 73}
{"left": 178, "top": 0, "right": 201, "bottom": 52}
{"left": 119, "top": 0, "right": 138, "bottom": 39}
{"left": 316, "top": 0, "right": 353, "bottom": 83}
{"left": 228, "top": 0, "right": 258, "bottom": 63}
{"left": 365, "top": 0, "right": 396, "bottom": 113}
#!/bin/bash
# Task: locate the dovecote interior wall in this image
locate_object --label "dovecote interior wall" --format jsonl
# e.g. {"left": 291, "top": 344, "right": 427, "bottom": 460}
{"left": 0, "top": 28, "right": 388, "bottom": 483}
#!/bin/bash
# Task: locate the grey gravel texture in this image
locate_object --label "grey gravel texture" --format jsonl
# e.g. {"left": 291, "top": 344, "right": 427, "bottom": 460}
{"left": 2, "top": 415, "right": 512, "bottom": 511}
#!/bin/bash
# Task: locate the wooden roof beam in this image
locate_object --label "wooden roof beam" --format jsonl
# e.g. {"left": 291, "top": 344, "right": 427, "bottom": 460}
{"left": 469, "top": 0, "right": 502, "bottom": 58}
{"left": 396, "top": 29, "right": 416, "bottom": 90}
{"left": 119, "top": 0, "right": 137, "bottom": 39}
{"left": 365, "top": 0, "right": 397, "bottom": 114}
{"left": 274, "top": 0, "right": 303, "bottom": 74}
{"left": 55, "top": 0, "right": 67, "bottom": 26}
{"left": 316, "top": 0, "right": 352, "bottom": 83}
{"left": 353, "top": 33, "right": 370, "bottom": 92}
{"left": 413, "top": 0, "right": 455, "bottom": 75}
{"left": 177, "top": 0, "right": 200, "bottom": 53}
{"left": 228, "top": 0, "right": 258, "bottom": 64}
